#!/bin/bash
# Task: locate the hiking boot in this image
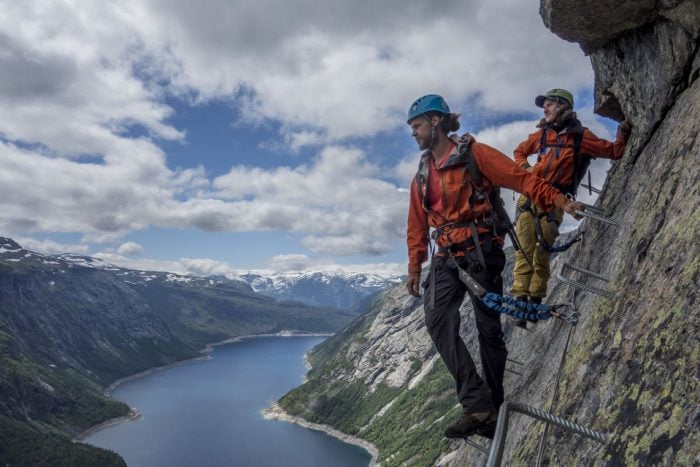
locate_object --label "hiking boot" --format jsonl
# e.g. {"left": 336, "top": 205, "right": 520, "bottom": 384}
{"left": 444, "top": 411, "right": 498, "bottom": 439}
{"left": 475, "top": 422, "right": 497, "bottom": 439}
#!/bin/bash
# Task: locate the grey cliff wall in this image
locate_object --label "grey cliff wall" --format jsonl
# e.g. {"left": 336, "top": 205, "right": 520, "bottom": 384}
{"left": 452, "top": 1, "right": 699, "bottom": 465}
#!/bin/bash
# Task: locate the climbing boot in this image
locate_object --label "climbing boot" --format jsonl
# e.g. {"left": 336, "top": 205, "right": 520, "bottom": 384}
{"left": 510, "top": 296, "right": 529, "bottom": 329}
{"left": 475, "top": 421, "right": 497, "bottom": 439}
{"left": 444, "top": 410, "right": 498, "bottom": 439}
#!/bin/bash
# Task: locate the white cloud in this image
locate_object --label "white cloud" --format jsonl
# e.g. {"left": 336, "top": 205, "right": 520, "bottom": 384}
{"left": 116, "top": 241, "right": 143, "bottom": 256}
{"left": 92, "top": 252, "right": 189, "bottom": 274}
{"left": 208, "top": 146, "right": 407, "bottom": 254}
{"left": 91, "top": 252, "right": 235, "bottom": 277}
{"left": 301, "top": 234, "right": 393, "bottom": 257}
{"left": 91, "top": 249, "right": 405, "bottom": 279}
{"left": 178, "top": 257, "right": 234, "bottom": 276}
{"left": 0, "top": 0, "right": 600, "bottom": 262}
{"left": 15, "top": 237, "right": 90, "bottom": 255}
{"left": 267, "top": 254, "right": 319, "bottom": 272}
{"left": 1, "top": 0, "right": 592, "bottom": 148}
{"left": 392, "top": 155, "right": 420, "bottom": 188}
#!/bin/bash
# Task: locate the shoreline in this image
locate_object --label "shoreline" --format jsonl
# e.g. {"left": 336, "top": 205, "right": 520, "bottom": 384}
{"left": 74, "top": 331, "right": 332, "bottom": 442}
{"left": 74, "top": 408, "right": 142, "bottom": 441}
{"left": 262, "top": 402, "right": 379, "bottom": 466}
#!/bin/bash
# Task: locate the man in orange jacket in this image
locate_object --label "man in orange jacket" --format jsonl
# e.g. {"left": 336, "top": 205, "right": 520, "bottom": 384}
{"left": 405, "top": 94, "right": 584, "bottom": 439}
{"left": 509, "top": 89, "right": 630, "bottom": 328}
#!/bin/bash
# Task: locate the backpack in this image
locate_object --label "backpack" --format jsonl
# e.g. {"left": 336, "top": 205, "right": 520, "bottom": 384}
{"left": 538, "top": 128, "right": 587, "bottom": 198}
{"left": 456, "top": 137, "right": 514, "bottom": 238}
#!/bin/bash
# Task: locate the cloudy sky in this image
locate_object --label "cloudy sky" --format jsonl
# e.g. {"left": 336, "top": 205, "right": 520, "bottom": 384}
{"left": 0, "top": 0, "right": 618, "bottom": 277}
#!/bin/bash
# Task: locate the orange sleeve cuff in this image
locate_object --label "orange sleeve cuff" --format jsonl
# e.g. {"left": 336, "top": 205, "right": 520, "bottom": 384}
{"left": 554, "top": 194, "right": 569, "bottom": 210}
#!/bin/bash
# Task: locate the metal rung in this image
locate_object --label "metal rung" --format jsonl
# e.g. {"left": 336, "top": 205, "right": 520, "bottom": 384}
{"left": 556, "top": 272, "right": 614, "bottom": 298}
{"left": 507, "top": 358, "right": 525, "bottom": 366}
{"left": 579, "top": 203, "right": 607, "bottom": 215}
{"left": 505, "top": 368, "right": 523, "bottom": 376}
{"left": 463, "top": 438, "right": 490, "bottom": 454}
{"left": 562, "top": 263, "right": 610, "bottom": 282}
{"left": 486, "top": 402, "right": 607, "bottom": 467}
{"left": 581, "top": 183, "right": 601, "bottom": 195}
{"left": 575, "top": 210, "right": 620, "bottom": 227}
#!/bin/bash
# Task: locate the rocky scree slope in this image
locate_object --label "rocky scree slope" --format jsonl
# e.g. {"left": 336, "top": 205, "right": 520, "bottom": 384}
{"left": 280, "top": 2, "right": 699, "bottom": 465}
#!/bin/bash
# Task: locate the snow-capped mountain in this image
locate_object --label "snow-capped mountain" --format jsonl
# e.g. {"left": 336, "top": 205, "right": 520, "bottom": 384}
{"left": 0, "top": 237, "right": 404, "bottom": 310}
{"left": 0, "top": 237, "right": 243, "bottom": 290}
{"left": 234, "top": 270, "right": 404, "bottom": 309}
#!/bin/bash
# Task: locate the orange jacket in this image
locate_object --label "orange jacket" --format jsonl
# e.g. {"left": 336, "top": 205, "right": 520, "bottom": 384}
{"left": 514, "top": 122, "right": 625, "bottom": 188}
{"left": 407, "top": 138, "right": 568, "bottom": 276}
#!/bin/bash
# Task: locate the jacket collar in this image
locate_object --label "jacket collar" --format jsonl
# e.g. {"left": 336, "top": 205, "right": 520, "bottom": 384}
{"left": 418, "top": 135, "right": 469, "bottom": 170}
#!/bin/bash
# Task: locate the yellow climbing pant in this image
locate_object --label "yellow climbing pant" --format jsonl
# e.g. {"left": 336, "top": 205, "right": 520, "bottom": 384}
{"left": 510, "top": 195, "right": 563, "bottom": 299}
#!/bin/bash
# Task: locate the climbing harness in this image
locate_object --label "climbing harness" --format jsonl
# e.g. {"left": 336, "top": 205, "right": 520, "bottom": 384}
{"left": 451, "top": 257, "right": 576, "bottom": 324}
{"left": 521, "top": 199, "right": 619, "bottom": 254}
{"left": 534, "top": 219, "right": 584, "bottom": 253}
{"left": 421, "top": 133, "right": 521, "bottom": 272}
{"left": 516, "top": 197, "right": 582, "bottom": 254}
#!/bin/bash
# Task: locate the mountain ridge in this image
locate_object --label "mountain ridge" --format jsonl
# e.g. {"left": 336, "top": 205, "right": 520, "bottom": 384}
{"left": 0, "top": 236, "right": 356, "bottom": 465}
{"left": 235, "top": 270, "right": 403, "bottom": 309}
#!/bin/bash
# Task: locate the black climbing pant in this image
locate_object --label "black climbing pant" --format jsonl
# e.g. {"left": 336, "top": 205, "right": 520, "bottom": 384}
{"left": 423, "top": 247, "right": 507, "bottom": 413}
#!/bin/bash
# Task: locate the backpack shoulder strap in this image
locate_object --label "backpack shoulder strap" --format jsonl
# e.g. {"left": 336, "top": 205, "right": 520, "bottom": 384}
{"left": 572, "top": 129, "right": 584, "bottom": 159}
{"left": 457, "top": 135, "right": 483, "bottom": 189}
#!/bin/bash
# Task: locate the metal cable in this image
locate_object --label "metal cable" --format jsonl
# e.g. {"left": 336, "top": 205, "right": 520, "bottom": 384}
{"left": 486, "top": 402, "right": 607, "bottom": 467}
{"left": 562, "top": 263, "right": 610, "bottom": 282}
{"left": 576, "top": 210, "right": 620, "bottom": 227}
{"left": 463, "top": 438, "right": 490, "bottom": 455}
{"left": 556, "top": 272, "right": 614, "bottom": 298}
{"left": 535, "top": 318, "right": 576, "bottom": 466}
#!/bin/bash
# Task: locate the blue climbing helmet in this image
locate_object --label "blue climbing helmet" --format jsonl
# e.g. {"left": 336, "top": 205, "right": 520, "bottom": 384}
{"left": 407, "top": 94, "right": 450, "bottom": 123}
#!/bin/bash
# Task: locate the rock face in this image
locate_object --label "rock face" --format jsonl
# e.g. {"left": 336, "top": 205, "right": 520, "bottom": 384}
{"left": 279, "top": 2, "right": 699, "bottom": 465}
{"left": 495, "top": 2, "right": 699, "bottom": 465}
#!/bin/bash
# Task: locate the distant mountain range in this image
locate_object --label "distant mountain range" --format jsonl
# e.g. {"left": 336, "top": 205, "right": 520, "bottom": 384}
{"left": 234, "top": 270, "right": 404, "bottom": 309}
{"left": 0, "top": 237, "right": 363, "bottom": 465}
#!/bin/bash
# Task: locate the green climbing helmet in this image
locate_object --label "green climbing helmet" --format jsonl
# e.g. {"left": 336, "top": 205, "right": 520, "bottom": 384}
{"left": 535, "top": 88, "right": 574, "bottom": 109}
{"left": 407, "top": 94, "right": 450, "bottom": 123}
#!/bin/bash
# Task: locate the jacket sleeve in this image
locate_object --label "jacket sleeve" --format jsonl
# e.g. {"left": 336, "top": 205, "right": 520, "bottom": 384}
{"left": 580, "top": 128, "right": 626, "bottom": 160}
{"left": 472, "top": 142, "right": 568, "bottom": 211}
{"left": 407, "top": 177, "right": 429, "bottom": 276}
{"left": 513, "top": 131, "right": 540, "bottom": 168}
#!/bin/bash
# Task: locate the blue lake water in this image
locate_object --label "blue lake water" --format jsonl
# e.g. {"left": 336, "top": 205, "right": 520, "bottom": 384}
{"left": 84, "top": 336, "right": 371, "bottom": 467}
